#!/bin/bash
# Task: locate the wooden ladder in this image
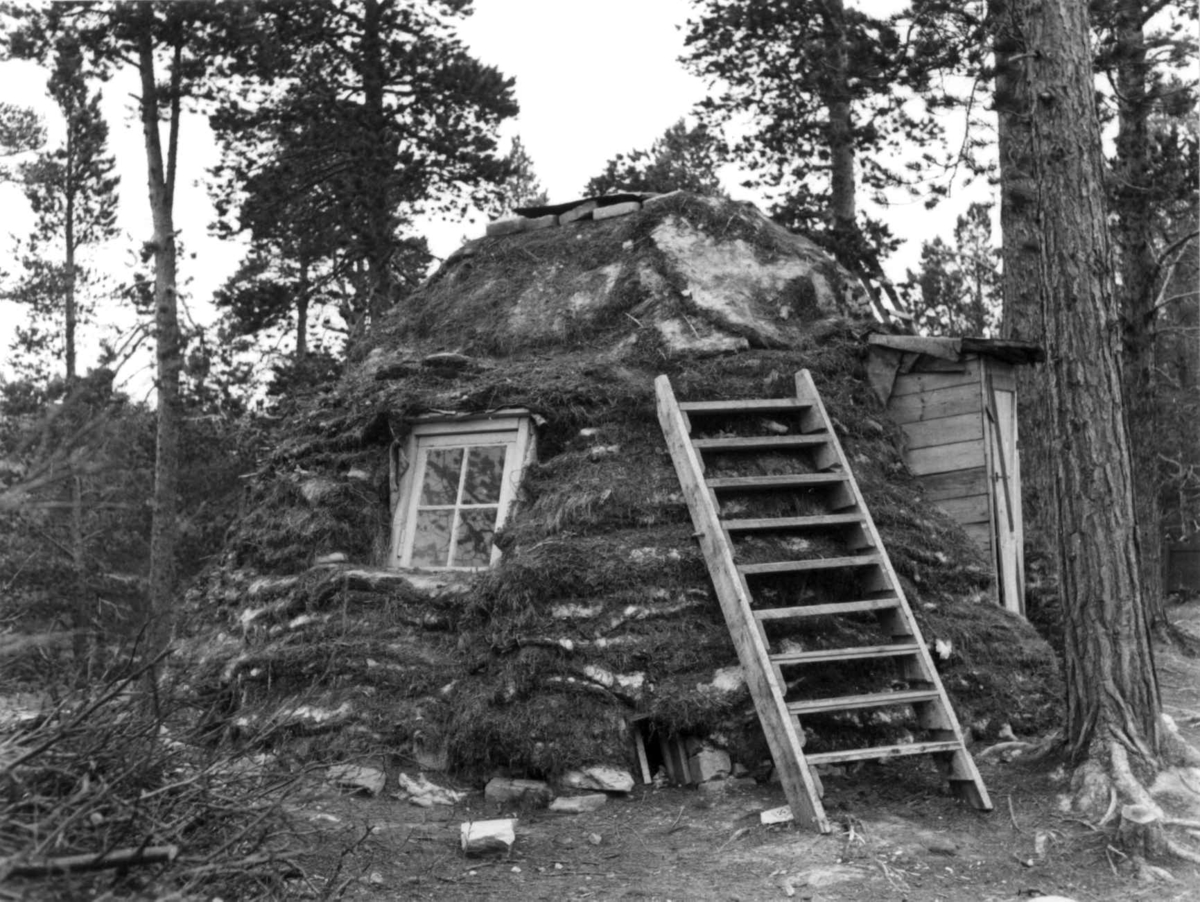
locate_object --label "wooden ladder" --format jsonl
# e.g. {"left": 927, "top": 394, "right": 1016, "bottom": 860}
{"left": 655, "top": 370, "right": 992, "bottom": 833}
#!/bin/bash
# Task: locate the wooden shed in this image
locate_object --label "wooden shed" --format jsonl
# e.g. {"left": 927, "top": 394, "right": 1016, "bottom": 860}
{"left": 866, "top": 334, "right": 1044, "bottom": 617}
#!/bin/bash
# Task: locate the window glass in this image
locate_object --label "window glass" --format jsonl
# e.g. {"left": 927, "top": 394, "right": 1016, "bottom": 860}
{"left": 412, "top": 510, "right": 453, "bottom": 567}
{"left": 455, "top": 509, "right": 496, "bottom": 567}
{"left": 419, "top": 448, "right": 463, "bottom": 505}
{"left": 397, "top": 427, "right": 526, "bottom": 570}
{"left": 462, "top": 446, "right": 506, "bottom": 504}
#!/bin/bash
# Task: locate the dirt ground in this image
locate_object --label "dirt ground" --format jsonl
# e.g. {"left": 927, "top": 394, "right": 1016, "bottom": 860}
{"left": 288, "top": 600, "right": 1200, "bottom": 902}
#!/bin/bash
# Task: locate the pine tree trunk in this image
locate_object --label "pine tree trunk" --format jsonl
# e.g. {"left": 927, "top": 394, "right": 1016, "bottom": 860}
{"left": 1001, "top": 0, "right": 1160, "bottom": 763}
{"left": 296, "top": 258, "right": 309, "bottom": 364}
{"left": 359, "top": 0, "right": 394, "bottom": 332}
{"left": 1111, "top": 0, "right": 1167, "bottom": 631}
{"left": 823, "top": 0, "right": 855, "bottom": 236}
{"left": 137, "top": 17, "right": 182, "bottom": 645}
{"left": 991, "top": 0, "right": 1057, "bottom": 561}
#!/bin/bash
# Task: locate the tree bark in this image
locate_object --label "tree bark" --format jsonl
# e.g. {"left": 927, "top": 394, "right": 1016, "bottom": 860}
{"left": 998, "top": 0, "right": 1160, "bottom": 764}
{"left": 990, "top": 0, "right": 1057, "bottom": 560}
{"left": 822, "top": 0, "right": 855, "bottom": 236}
{"left": 296, "top": 256, "right": 309, "bottom": 364}
{"left": 358, "top": 0, "right": 394, "bottom": 333}
{"left": 1109, "top": 0, "right": 1167, "bottom": 631}
{"left": 137, "top": 13, "right": 182, "bottom": 643}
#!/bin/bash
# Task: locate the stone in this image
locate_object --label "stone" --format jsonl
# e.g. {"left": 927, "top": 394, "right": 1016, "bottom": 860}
{"left": 549, "top": 793, "right": 608, "bottom": 813}
{"left": 593, "top": 200, "right": 641, "bottom": 221}
{"left": 698, "top": 779, "right": 727, "bottom": 794}
{"left": 687, "top": 748, "right": 731, "bottom": 783}
{"left": 485, "top": 777, "right": 553, "bottom": 808}
{"left": 460, "top": 818, "right": 516, "bottom": 855}
{"left": 524, "top": 214, "right": 557, "bottom": 231}
{"left": 486, "top": 217, "right": 526, "bottom": 237}
{"left": 760, "top": 805, "right": 793, "bottom": 825}
{"left": 558, "top": 200, "right": 597, "bottom": 225}
{"left": 395, "top": 773, "right": 467, "bottom": 807}
{"left": 314, "top": 552, "right": 348, "bottom": 566}
{"left": 561, "top": 765, "right": 634, "bottom": 793}
{"left": 422, "top": 351, "right": 475, "bottom": 371}
{"left": 327, "top": 764, "right": 386, "bottom": 796}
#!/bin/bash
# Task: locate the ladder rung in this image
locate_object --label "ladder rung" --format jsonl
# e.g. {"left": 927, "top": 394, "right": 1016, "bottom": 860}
{"left": 679, "top": 398, "right": 812, "bottom": 414}
{"left": 739, "top": 555, "right": 882, "bottom": 576}
{"left": 723, "top": 513, "right": 862, "bottom": 532}
{"left": 692, "top": 435, "right": 828, "bottom": 451}
{"left": 754, "top": 598, "right": 900, "bottom": 620}
{"left": 707, "top": 474, "right": 845, "bottom": 491}
{"left": 771, "top": 643, "right": 921, "bottom": 665}
{"left": 787, "top": 689, "right": 940, "bottom": 715}
{"left": 805, "top": 740, "right": 962, "bottom": 766}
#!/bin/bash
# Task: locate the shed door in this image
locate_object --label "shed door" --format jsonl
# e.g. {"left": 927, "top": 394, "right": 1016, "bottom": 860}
{"left": 986, "top": 378, "right": 1025, "bottom": 616}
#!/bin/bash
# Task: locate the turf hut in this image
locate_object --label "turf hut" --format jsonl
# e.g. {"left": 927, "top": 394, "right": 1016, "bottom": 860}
{"left": 187, "top": 192, "right": 1060, "bottom": 790}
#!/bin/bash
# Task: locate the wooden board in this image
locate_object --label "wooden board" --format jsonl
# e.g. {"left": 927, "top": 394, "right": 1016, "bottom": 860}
{"left": 982, "top": 359, "right": 1016, "bottom": 392}
{"left": 932, "top": 494, "right": 990, "bottom": 525}
{"left": 962, "top": 522, "right": 992, "bottom": 549}
{"left": 655, "top": 375, "right": 829, "bottom": 833}
{"left": 906, "top": 438, "right": 986, "bottom": 476}
{"left": 918, "top": 467, "right": 989, "bottom": 501}
{"left": 887, "top": 382, "right": 981, "bottom": 424}
{"left": 889, "top": 360, "right": 981, "bottom": 397}
{"left": 899, "top": 412, "right": 983, "bottom": 451}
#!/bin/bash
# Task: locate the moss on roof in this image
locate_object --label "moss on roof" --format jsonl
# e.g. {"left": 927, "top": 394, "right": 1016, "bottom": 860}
{"left": 183, "top": 194, "right": 1061, "bottom": 782}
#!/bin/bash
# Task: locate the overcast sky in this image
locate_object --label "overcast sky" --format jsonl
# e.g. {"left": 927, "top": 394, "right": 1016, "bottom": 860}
{"left": 0, "top": 0, "right": 982, "bottom": 391}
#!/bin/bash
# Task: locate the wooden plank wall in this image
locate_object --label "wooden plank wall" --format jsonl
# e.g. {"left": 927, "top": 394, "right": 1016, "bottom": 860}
{"left": 887, "top": 359, "right": 992, "bottom": 550}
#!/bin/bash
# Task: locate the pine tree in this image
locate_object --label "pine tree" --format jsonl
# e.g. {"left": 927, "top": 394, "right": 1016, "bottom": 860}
{"left": 903, "top": 202, "right": 1000, "bottom": 337}
{"left": 209, "top": 0, "right": 518, "bottom": 343}
{"left": 683, "top": 0, "right": 957, "bottom": 310}
{"left": 489, "top": 135, "right": 548, "bottom": 217}
{"left": 6, "top": 31, "right": 119, "bottom": 383}
{"left": 582, "top": 119, "right": 723, "bottom": 197}
{"left": 991, "top": 0, "right": 1200, "bottom": 849}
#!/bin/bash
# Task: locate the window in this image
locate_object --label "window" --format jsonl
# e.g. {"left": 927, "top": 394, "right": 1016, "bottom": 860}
{"left": 391, "top": 414, "right": 533, "bottom": 570}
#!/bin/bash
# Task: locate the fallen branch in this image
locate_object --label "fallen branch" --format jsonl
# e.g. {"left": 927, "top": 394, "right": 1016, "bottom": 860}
{"left": 7, "top": 844, "right": 179, "bottom": 878}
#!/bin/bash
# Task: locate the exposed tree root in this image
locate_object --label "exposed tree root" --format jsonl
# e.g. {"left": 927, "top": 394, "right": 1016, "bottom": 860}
{"left": 1062, "top": 725, "right": 1200, "bottom": 867}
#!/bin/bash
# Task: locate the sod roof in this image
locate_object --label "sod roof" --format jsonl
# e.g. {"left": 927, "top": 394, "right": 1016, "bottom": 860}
{"left": 183, "top": 193, "right": 1061, "bottom": 780}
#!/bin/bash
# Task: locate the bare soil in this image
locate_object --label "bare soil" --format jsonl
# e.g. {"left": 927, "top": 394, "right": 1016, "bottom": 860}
{"left": 289, "top": 599, "right": 1200, "bottom": 902}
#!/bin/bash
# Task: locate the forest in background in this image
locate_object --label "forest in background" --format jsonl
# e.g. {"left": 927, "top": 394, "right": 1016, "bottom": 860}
{"left": 0, "top": 0, "right": 1198, "bottom": 897}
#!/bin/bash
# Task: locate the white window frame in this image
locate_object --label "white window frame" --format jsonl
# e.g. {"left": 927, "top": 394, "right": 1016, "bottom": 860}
{"left": 390, "top": 413, "right": 533, "bottom": 571}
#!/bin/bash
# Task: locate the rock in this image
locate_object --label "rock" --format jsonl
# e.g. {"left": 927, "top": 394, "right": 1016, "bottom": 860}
{"left": 395, "top": 773, "right": 467, "bottom": 807}
{"left": 313, "top": 552, "right": 348, "bottom": 566}
{"left": 698, "top": 779, "right": 727, "bottom": 794}
{"left": 327, "top": 764, "right": 385, "bottom": 796}
{"left": 524, "top": 213, "right": 557, "bottom": 231}
{"left": 485, "top": 777, "right": 552, "bottom": 808}
{"left": 549, "top": 794, "right": 608, "bottom": 813}
{"left": 460, "top": 818, "right": 517, "bottom": 855}
{"left": 486, "top": 217, "right": 526, "bottom": 237}
{"left": 593, "top": 200, "right": 641, "bottom": 220}
{"left": 688, "top": 748, "right": 731, "bottom": 783}
{"left": 561, "top": 765, "right": 634, "bottom": 793}
{"left": 558, "top": 200, "right": 597, "bottom": 225}
{"left": 760, "top": 805, "right": 794, "bottom": 825}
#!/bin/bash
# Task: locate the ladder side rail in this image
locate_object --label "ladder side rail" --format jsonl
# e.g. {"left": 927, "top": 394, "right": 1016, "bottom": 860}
{"left": 654, "top": 375, "right": 830, "bottom": 833}
{"left": 794, "top": 370, "right": 993, "bottom": 809}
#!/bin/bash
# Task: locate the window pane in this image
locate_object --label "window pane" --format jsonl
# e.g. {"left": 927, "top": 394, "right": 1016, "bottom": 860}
{"left": 412, "top": 510, "right": 453, "bottom": 567}
{"left": 419, "top": 448, "right": 463, "bottom": 505}
{"left": 462, "top": 445, "right": 508, "bottom": 504}
{"left": 455, "top": 508, "right": 497, "bottom": 567}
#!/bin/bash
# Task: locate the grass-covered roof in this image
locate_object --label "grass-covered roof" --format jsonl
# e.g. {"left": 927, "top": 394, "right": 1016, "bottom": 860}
{"left": 183, "top": 193, "right": 1061, "bottom": 780}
